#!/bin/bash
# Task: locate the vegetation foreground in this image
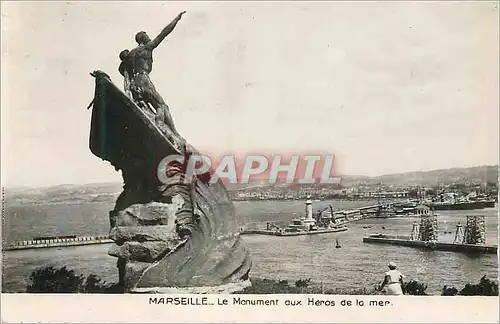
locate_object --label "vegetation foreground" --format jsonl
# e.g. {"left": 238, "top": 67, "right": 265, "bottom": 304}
{"left": 25, "top": 266, "right": 498, "bottom": 296}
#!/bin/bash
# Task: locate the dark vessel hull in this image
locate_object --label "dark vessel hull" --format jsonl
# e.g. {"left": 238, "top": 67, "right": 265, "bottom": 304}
{"left": 428, "top": 201, "right": 496, "bottom": 210}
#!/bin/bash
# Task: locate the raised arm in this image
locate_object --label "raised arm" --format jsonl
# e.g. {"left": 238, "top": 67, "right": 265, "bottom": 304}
{"left": 146, "top": 11, "right": 186, "bottom": 50}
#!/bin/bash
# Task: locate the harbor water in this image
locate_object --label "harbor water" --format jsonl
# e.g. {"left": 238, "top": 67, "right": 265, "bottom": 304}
{"left": 2, "top": 200, "right": 498, "bottom": 294}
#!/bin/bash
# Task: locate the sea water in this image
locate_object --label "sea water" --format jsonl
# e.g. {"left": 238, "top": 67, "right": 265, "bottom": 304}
{"left": 2, "top": 200, "right": 498, "bottom": 294}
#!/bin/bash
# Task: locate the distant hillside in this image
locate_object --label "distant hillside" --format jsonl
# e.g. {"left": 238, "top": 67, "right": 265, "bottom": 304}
{"left": 3, "top": 182, "right": 123, "bottom": 206}
{"left": 3, "top": 165, "right": 497, "bottom": 205}
{"left": 367, "top": 165, "right": 498, "bottom": 187}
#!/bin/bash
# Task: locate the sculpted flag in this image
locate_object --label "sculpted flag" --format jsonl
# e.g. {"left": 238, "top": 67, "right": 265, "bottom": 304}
{"left": 88, "top": 70, "right": 252, "bottom": 293}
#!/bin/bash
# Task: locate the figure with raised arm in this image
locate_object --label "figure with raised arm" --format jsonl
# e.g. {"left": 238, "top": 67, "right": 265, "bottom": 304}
{"left": 126, "top": 11, "right": 186, "bottom": 137}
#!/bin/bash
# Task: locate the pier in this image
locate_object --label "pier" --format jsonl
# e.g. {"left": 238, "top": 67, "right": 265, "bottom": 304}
{"left": 315, "top": 200, "right": 414, "bottom": 224}
{"left": 4, "top": 235, "right": 112, "bottom": 251}
{"left": 242, "top": 227, "right": 348, "bottom": 236}
{"left": 317, "top": 198, "right": 497, "bottom": 224}
{"left": 241, "top": 196, "right": 350, "bottom": 236}
{"left": 363, "top": 234, "right": 497, "bottom": 254}
{"left": 363, "top": 212, "right": 497, "bottom": 254}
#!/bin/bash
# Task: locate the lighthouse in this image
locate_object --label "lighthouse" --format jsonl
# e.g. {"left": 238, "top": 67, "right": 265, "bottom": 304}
{"left": 305, "top": 195, "right": 313, "bottom": 220}
{"left": 285, "top": 196, "right": 318, "bottom": 232}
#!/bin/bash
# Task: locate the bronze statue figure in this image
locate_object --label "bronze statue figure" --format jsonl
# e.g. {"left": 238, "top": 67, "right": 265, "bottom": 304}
{"left": 118, "top": 49, "right": 132, "bottom": 98}
{"left": 120, "top": 11, "right": 186, "bottom": 137}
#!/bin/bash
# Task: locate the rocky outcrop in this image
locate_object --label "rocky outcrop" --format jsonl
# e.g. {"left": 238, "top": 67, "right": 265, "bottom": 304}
{"left": 88, "top": 71, "right": 251, "bottom": 293}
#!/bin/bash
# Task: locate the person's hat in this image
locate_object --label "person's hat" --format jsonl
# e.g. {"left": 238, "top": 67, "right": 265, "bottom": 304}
{"left": 388, "top": 261, "right": 397, "bottom": 268}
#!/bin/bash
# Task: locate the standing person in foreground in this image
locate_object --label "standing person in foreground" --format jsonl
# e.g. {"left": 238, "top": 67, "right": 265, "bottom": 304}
{"left": 379, "top": 261, "right": 405, "bottom": 295}
{"left": 126, "top": 11, "right": 187, "bottom": 137}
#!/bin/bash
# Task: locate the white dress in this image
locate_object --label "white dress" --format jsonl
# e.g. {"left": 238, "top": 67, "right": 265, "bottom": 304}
{"left": 385, "top": 269, "right": 404, "bottom": 295}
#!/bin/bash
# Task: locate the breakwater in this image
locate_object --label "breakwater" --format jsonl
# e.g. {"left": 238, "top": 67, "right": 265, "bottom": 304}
{"left": 363, "top": 234, "right": 498, "bottom": 254}
{"left": 3, "top": 235, "right": 112, "bottom": 251}
{"left": 242, "top": 226, "right": 348, "bottom": 236}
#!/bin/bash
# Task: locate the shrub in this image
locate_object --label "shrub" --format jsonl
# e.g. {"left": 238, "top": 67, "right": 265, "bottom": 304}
{"left": 26, "top": 266, "right": 123, "bottom": 293}
{"left": 441, "top": 285, "right": 458, "bottom": 296}
{"left": 295, "top": 278, "right": 311, "bottom": 288}
{"left": 458, "top": 276, "right": 498, "bottom": 296}
{"left": 278, "top": 280, "right": 289, "bottom": 287}
{"left": 402, "top": 280, "right": 428, "bottom": 295}
{"left": 27, "top": 266, "right": 85, "bottom": 293}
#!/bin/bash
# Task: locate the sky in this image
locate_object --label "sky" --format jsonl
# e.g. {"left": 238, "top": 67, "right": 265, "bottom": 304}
{"left": 1, "top": 1, "right": 499, "bottom": 188}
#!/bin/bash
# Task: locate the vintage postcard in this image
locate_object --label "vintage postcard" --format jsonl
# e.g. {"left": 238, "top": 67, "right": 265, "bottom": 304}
{"left": 1, "top": 1, "right": 499, "bottom": 323}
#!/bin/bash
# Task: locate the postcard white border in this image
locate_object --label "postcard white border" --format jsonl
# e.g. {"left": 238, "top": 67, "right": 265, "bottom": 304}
{"left": 1, "top": 294, "right": 499, "bottom": 323}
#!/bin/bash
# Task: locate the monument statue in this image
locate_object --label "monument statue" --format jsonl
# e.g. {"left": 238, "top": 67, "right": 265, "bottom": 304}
{"left": 119, "top": 11, "right": 186, "bottom": 146}
{"left": 87, "top": 12, "right": 252, "bottom": 293}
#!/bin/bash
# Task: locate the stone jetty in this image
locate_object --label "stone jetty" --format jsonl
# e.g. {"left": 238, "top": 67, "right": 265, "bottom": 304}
{"left": 4, "top": 235, "right": 112, "bottom": 251}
